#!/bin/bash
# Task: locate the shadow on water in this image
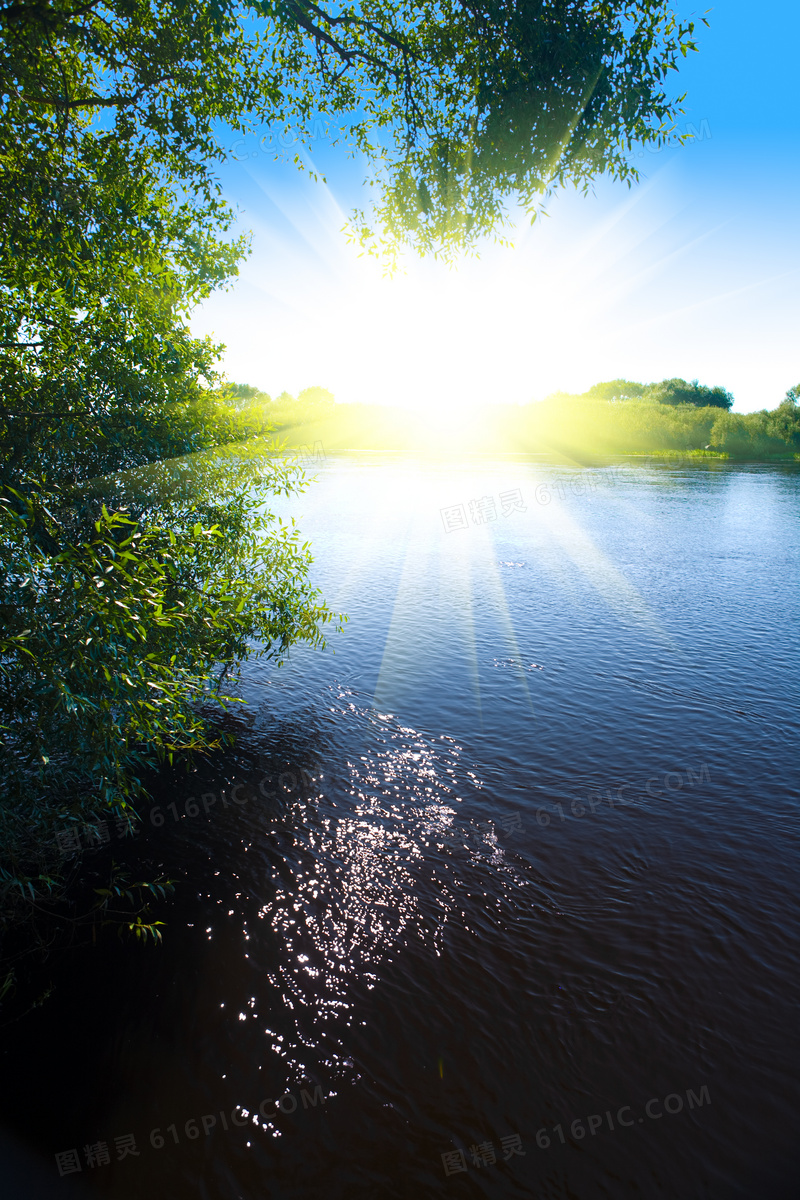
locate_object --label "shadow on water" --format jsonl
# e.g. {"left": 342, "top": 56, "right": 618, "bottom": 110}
{"left": 2, "top": 458, "right": 800, "bottom": 1199}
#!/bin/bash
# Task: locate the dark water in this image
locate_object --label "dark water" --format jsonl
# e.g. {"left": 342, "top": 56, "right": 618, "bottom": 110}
{"left": 2, "top": 456, "right": 799, "bottom": 1199}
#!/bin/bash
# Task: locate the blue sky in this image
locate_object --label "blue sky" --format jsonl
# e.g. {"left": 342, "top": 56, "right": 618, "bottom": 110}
{"left": 192, "top": 1, "right": 800, "bottom": 415}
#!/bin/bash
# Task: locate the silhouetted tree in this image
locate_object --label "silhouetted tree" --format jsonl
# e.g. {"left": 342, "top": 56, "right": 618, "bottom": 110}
{"left": 585, "top": 379, "right": 646, "bottom": 402}
{"left": 644, "top": 378, "right": 733, "bottom": 409}
{"left": 298, "top": 387, "right": 335, "bottom": 408}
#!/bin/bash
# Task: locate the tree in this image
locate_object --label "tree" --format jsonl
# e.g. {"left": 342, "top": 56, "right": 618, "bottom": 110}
{"left": 585, "top": 379, "right": 646, "bottom": 402}
{"left": 765, "top": 391, "right": 800, "bottom": 447}
{"left": 298, "top": 387, "right": 335, "bottom": 408}
{"left": 0, "top": 0, "right": 705, "bottom": 259}
{"left": 360, "top": 0, "right": 706, "bottom": 256}
{"left": 0, "top": 0, "right": 705, "bottom": 910}
{"left": 710, "top": 408, "right": 800, "bottom": 458}
{"left": 223, "top": 383, "right": 271, "bottom": 408}
{"left": 644, "top": 378, "right": 733, "bottom": 410}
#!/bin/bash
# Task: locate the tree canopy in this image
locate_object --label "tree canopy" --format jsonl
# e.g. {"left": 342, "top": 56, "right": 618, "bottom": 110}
{"left": 643, "top": 377, "right": 733, "bottom": 409}
{"left": 298, "top": 387, "right": 335, "bottom": 408}
{"left": 585, "top": 379, "right": 647, "bottom": 402}
{"left": 0, "top": 0, "right": 705, "bottom": 916}
{"left": 1, "top": 0, "right": 705, "bottom": 260}
{"left": 562, "top": 377, "right": 733, "bottom": 409}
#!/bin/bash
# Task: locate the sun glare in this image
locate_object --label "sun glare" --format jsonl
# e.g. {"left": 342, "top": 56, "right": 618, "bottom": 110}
{"left": 222, "top": 155, "right": 690, "bottom": 415}
{"left": 338, "top": 244, "right": 598, "bottom": 414}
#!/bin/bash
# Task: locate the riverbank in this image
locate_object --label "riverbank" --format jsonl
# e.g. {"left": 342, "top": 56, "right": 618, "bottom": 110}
{"left": 232, "top": 397, "right": 800, "bottom": 462}
{"left": 2, "top": 454, "right": 798, "bottom": 1198}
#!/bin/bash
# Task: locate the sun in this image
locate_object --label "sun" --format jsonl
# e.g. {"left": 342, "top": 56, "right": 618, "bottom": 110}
{"left": 202, "top": 158, "right": 700, "bottom": 413}
{"left": 325, "top": 230, "right": 614, "bottom": 416}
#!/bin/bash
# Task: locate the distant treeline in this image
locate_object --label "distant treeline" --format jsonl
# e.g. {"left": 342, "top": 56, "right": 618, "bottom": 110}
{"left": 221, "top": 379, "right": 800, "bottom": 460}
{"left": 550, "top": 377, "right": 735, "bottom": 410}
{"left": 516, "top": 382, "right": 800, "bottom": 460}
{"left": 529, "top": 377, "right": 800, "bottom": 459}
{"left": 222, "top": 384, "right": 334, "bottom": 418}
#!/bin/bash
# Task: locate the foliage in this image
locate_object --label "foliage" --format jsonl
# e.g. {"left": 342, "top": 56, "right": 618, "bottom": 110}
{"left": 524, "top": 389, "right": 800, "bottom": 457}
{"left": 298, "top": 386, "right": 335, "bottom": 409}
{"left": 91, "top": 874, "right": 176, "bottom": 943}
{"left": 224, "top": 386, "right": 338, "bottom": 437}
{"left": 0, "top": 867, "right": 175, "bottom": 1017}
{"left": 1, "top": 1, "right": 350, "bottom": 920}
{"left": 523, "top": 383, "right": 798, "bottom": 456}
{"left": 709, "top": 406, "right": 800, "bottom": 459}
{"left": 0, "top": 449, "right": 338, "bottom": 912}
{"left": 241, "top": 383, "right": 800, "bottom": 460}
{"left": 550, "top": 375, "right": 734, "bottom": 409}
{"left": 358, "top": 0, "right": 706, "bottom": 257}
{"left": 0, "top": 0, "right": 706, "bottom": 929}
{"left": 531, "top": 376, "right": 800, "bottom": 455}
{"left": 577, "top": 377, "right": 732, "bottom": 409}
{"left": 518, "top": 394, "right": 720, "bottom": 455}
{"left": 222, "top": 383, "right": 271, "bottom": 409}
{"left": 585, "top": 379, "right": 647, "bottom": 402}
{"left": 0, "top": 0, "right": 706, "bottom": 261}
{"left": 642, "top": 377, "right": 733, "bottom": 409}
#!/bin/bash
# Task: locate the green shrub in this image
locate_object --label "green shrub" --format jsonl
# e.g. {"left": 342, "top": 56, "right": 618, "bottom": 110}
{"left": 0, "top": 446, "right": 339, "bottom": 912}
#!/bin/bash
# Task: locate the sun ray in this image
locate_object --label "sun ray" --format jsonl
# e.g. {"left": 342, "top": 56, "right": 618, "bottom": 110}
{"left": 373, "top": 490, "right": 487, "bottom": 723}
{"left": 536, "top": 494, "right": 682, "bottom": 652}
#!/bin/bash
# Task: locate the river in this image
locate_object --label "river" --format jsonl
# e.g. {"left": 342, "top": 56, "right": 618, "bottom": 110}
{"left": 1, "top": 455, "right": 799, "bottom": 1199}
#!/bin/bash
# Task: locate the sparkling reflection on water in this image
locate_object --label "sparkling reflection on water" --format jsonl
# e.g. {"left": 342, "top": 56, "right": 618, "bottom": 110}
{"left": 1, "top": 456, "right": 799, "bottom": 1200}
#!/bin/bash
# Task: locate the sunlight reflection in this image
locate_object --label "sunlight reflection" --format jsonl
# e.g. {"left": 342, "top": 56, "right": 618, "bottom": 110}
{"left": 245, "top": 714, "right": 504, "bottom": 1131}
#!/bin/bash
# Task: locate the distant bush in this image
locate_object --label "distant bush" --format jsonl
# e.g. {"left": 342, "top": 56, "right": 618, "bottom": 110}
{"left": 525, "top": 395, "right": 721, "bottom": 454}
{"left": 546, "top": 376, "right": 734, "bottom": 411}
{"left": 221, "top": 383, "right": 271, "bottom": 409}
{"left": 584, "top": 379, "right": 646, "bottom": 402}
{"left": 298, "top": 386, "right": 335, "bottom": 408}
{"left": 520, "top": 384, "right": 799, "bottom": 459}
{"left": 223, "top": 384, "right": 337, "bottom": 438}
{"left": 222, "top": 380, "right": 799, "bottom": 461}
{"left": 642, "top": 378, "right": 733, "bottom": 410}
{"left": 710, "top": 406, "right": 800, "bottom": 458}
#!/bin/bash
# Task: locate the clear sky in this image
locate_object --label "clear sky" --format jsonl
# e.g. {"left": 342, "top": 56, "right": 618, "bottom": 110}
{"left": 191, "top": 1, "right": 800, "bottom": 415}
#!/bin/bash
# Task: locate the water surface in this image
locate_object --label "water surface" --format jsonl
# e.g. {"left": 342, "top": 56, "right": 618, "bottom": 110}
{"left": 2, "top": 455, "right": 799, "bottom": 1199}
